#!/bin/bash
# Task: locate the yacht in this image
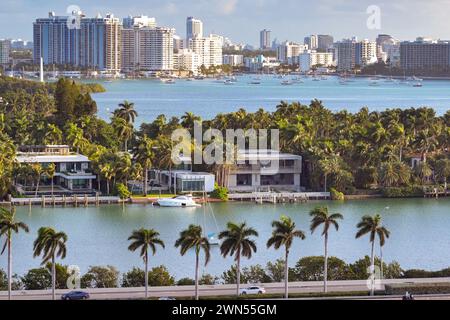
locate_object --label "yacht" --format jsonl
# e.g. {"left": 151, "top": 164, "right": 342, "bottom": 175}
{"left": 413, "top": 81, "right": 423, "bottom": 87}
{"left": 281, "top": 80, "right": 294, "bottom": 86}
{"left": 154, "top": 195, "right": 200, "bottom": 207}
{"left": 161, "top": 78, "right": 176, "bottom": 84}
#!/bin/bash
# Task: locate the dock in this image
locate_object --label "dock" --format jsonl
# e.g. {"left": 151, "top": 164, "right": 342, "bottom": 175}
{"left": 228, "top": 192, "right": 331, "bottom": 204}
{"left": 10, "top": 195, "right": 122, "bottom": 207}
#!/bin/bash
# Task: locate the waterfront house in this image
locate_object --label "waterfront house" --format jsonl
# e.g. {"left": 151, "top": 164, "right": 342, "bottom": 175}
{"left": 226, "top": 149, "right": 303, "bottom": 192}
{"left": 15, "top": 145, "right": 96, "bottom": 195}
{"left": 150, "top": 154, "right": 216, "bottom": 193}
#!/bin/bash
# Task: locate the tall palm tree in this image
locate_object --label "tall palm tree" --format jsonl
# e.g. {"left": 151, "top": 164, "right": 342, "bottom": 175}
{"left": 33, "top": 227, "right": 68, "bottom": 300}
{"left": 116, "top": 100, "right": 138, "bottom": 124}
{"left": 267, "top": 216, "right": 305, "bottom": 299}
{"left": 0, "top": 207, "right": 29, "bottom": 300}
{"left": 112, "top": 116, "right": 134, "bottom": 152}
{"left": 310, "top": 207, "right": 343, "bottom": 293}
{"left": 133, "top": 135, "right": 155, "bottom": 196}
{"left": 355, "top": 214, "right": 390, "bottom": 296}
{"left": 45, "top": 163, "right": 56, "bottom": 197}
{"left": 128, "top": 229, "right": 165, "bottom": 298}
{"left": 32, "top": 163, "right": 43, "bottom": 197}
{"left": 218, "top": 222, "right": 258, "bottom": 297}
{"left": 175, "top": 225, "right": 210, "bottom": 300}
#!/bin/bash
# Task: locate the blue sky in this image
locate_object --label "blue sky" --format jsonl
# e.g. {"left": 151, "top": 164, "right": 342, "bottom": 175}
{"left": 1, "top": 0, "right": 450, "bottom": 45}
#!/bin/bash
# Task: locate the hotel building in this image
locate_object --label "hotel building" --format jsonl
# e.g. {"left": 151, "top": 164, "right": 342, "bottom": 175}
{"left": 260, "top": 29, "right": 271, "bottom": 50}
{"left": 400, "top": 38, "right": 450, "bottom": 72}
{"left": 299, "top": 51, "right": 334, "bottom": 72}
{"left": 0, "top": 39, "right": 11, "bottom": 65}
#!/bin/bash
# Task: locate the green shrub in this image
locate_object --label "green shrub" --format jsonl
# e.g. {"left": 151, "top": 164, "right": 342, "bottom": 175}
{"left": 381, "top": 186, "right": 424, "bottom": 198}
{"left": 210, "top": 184, "right": 228, "bottom": 201}
{"left": 385, "top": 283, "right": 450, "bottom": 295}
{"left": 330, "top": 188, "right": 344, "bottom": 201}
{"left": 115, "top": 183, "right": 131, "bottom": 199}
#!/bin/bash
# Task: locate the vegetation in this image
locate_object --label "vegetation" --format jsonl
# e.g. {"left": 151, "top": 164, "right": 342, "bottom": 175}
{"left": 81, "top": 266, "right": 119, "bottom": 288}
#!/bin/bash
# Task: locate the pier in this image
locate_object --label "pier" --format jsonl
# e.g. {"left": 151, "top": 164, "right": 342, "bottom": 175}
{"left": 228, "top": 192, "right": 331, "bottom": 203}
{"left": 9, "top": 195, "right": 122, "bottom": 207}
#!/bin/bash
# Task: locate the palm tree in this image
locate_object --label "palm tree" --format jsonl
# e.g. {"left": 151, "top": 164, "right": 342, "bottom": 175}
{"left": 112, "top": 116, "right": 134, "bottom": 152}
{"left": 116, "top": 100, "right": 138, "bottom": 124}
{"left": 355, "top": 214, "right": 390, "bottom": 296}
{"left": 267, "top": 216, "right": 305, "bottom": 299}
{"left": 33, "top": 227, "right": 68, "bottom": 300}
{"left": 133, "top": 135, "right": 155, "bottom": 196}
{"left": 32, "top": 163, "right": 43, "bottom": 197}
{"left": 45, "top": 163, "right": 56, "bottom": 197}
{"left": 175, "top": 225, "right": 210, "bottom": 300}
{"left": 0, "top": 207, "right": 29, "bottom": 300}
{"left": 310, "top": 207, "right": 343, "bottom": 293}
{"left": 128, "top": 229, "right": 165, "bottom": 298}
{"left": 218, "top": 222, "right": 258, "bottom": 297}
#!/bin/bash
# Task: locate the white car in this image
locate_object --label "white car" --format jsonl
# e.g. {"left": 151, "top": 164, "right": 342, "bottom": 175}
{"left": 239, "top": 286, "right": 266, "bottom": 295}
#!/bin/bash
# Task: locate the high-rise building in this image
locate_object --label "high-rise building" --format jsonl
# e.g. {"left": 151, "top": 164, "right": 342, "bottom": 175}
{"left": 400, "top": 38, "right": 450, "bottom": 72}
{"left": 174, "top": 49, "right": 200, "bottom": 74}
{"left": 122, "top": 15, "right": 156, "bottom": 29}
{"left": 317, "top": 35, "right": 334, "bottom": 50}
{"left": 33, "top": 11, "right": 81, "bottom": 65}
{"left": 260, "top": 29, "right": 271, "bottom": 50}
{"left": 334, "top": 38, "right": 357, "bottom": 71}
{"left": 189, "top": 34, "right": 222, "bottom": 67}
{"left": 0, "top": 39, "right": 11, "bottom": 65}
{"left": 304, "top": 35, "right": 318, "bottom": 50}
{"left": 186, "top": 17, "right": 203, "bottom": 41}
{"left": 80, "top": 14, "right": 121, "bottom": 73}
{"left": 223, "top": 54, "right": 244, "bottom": 67}
{"left": 299, "top": 51, "right": 334, "bottom": 72}
{"left": 376, "top": 34, "right": 399, "bottom": 64}
{"left": 355, "top": 39, "right": 377, "bottom": 66}
{"left": 173, "top": 35, "right": 184, "bottom": 52}
{"left": 277, "top": 41, "right": 307, "bottom": 64}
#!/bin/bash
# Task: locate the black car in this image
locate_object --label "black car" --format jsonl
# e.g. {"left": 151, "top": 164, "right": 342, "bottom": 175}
{"left": 61, "top": 291, "right": 90, "bottom": 300}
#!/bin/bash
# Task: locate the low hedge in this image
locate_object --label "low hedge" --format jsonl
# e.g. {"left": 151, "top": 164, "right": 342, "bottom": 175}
{"left": 385, "top": 283, "right": 450, "bottom": 295}
{"left": 381, "top": 186, "right": 424, "bottom": 198}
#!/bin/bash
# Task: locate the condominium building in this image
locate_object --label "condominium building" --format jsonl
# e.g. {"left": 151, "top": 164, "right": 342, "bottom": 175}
{"left": 299, "top": 51, "right": 334, "bottom": 72}
{"left": 223, "top": 54, "right": 244, "bottom": 67}
{"left": 189, "top": 34, "right": 222, "bottom": 67}
{"left": 122, "top": 15, "right": 156, "bottom": 29}
{"left": 174, "top": 49, "right": 200, "bottom": 74}
{"left": 400, "top": 38, "right": 450, "bottom": 72}
{"left": 0, "top": 39, "right": 11, "bottom": 65}
{"left": 277, "top": 41, "right": 307, "bottom": 63}
{"left": 173, "top": 35, "right": 184, "bottom": 52}
{"left": 33, "top": 12, "right": 81, "bottom": 65}
{"left": 186, "top": 17, "right": 203, "bottom": 41}
{"left": 80, "top": 14, "right": 121, "bottom": 73}
{"left": 260, "top": 29, "right": 271, "bottom": 50}
{"left": 355, "top": 39, "right": 377, "bottom": 66}
{"left": 304, "top": 35, "right": 318, "bottom": 50}
{"left": 317, "top": 35, "right": 334, "bottom": 50}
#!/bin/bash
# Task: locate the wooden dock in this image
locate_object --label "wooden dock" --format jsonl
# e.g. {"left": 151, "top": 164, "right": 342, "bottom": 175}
{"left": 10, "top": 195, "right": 122, "bottom": 207}
{"left": 228, "top": 192, "right": 331, "bottom": 204}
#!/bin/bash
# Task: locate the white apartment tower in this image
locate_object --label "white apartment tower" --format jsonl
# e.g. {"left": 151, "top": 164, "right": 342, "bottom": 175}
{"left": 189, "top": 34, "right": 222, "bottom": 68}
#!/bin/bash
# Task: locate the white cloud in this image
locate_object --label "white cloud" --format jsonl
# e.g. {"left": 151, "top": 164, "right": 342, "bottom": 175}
{"left": 218, "top": 0, "right": 238, "bottom": 15}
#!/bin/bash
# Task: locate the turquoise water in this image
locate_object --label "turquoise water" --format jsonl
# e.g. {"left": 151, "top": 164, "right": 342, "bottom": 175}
{"left": 2, "top": 198, "right": 450, "bottom": 279}
{"left": 90, "top": 75, "right": 450, "bottom": 124}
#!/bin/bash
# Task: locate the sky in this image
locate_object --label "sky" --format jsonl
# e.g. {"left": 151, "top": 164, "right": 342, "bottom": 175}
{"left": 1, "top": 0, "right": 450, "bottom": 45}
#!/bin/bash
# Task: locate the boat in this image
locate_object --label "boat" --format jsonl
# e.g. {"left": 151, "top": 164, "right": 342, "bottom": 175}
{"left": 249, "top": 80, "right": 261, "bottom": 85}
{"left": 369, "top": 81, "right": 379, "bottom": 86}
{"left": 281, "top": 80, "right": 294, "bottom": 86}
{"left": 224, "top": 79, "right": 234, "bottom": 85}
{"left": 413, "top": 81, "right": 423, "bottom": 87}
{"left": 154, "top": 195, "right": 199, "bottom": 207}
{"left": 161, "top": 79, "right": 176, "bottom": 84}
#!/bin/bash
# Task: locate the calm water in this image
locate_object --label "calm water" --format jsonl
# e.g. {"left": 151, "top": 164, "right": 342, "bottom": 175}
{"left": 2, "top": 198, "right": 450, "bottom": 279}
{"left": 90, "top": 75, "right": 450, "bottom": 124}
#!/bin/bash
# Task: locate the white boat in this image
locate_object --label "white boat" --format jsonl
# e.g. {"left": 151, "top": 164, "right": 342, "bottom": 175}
{"left": 281, "top": 80, "right": 294, "bottom": 86}
{"left": 413, "top": 82, "right": 423, "bottom": 87}
{"left": 224, "top": 79, "right": 234, "bottom": 85}
{"left": 161, "top": 79, "right": 176, "bottom": 84}
{"left": 154, "top": 195, "right": 199, "bottom": 207}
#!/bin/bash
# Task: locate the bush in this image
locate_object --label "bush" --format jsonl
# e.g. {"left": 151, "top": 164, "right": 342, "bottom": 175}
{"left": 330, "top": 188, "right": 344, "bottom": 201}
{"left": 355, "top": 167, "right": 378, "bottom": 189}
{"left": 385, "top": 283, "right": 450, "bottom": 295}
{"left": 293, "top": 256, "right": 351, "bottom": 281}
{"left": 122, "top": 267, "right": 145, "bottom": 287}
{"left": 45, "top": 263, "right": 70, "bottom": 289}
{"left": 147, "top": 265, "right": 175, "bottom": 287}
{"left": 177, "top": 278, "right": 195, "bottom": 286}
{"left": 210, "top": 184, "right": 228, "bottom": 201}
{"left": 22, "top": 268, "right": 51, "bottom": 290}
{"left": 81, "top": 265, "right": 119, "bottom": 288}
{"left": 381, "top": 186, "right": 424, "bottom": 198}
{"left": 115, "top": 183, "right": 131, "bottom": 199}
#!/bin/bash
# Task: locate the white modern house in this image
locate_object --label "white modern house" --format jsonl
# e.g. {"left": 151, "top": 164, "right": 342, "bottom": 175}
{"left": 226, "top": 150, "right": 303, "bottom": 192}
{"left": 15, "top": 145, "right": 96, "bottom": 194}
{"left": 151, "top": 154, "right": 215, "bottom": 193}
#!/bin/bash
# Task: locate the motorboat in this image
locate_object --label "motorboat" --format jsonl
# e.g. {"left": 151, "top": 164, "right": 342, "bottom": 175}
{"left": 161, "top": 78, "right": 176, "bottom": 84}
{"left": 154, "top": 195, "right": 200, "bottom": 207}
{"left": 281, "top": 80, "right": 294, "bottom": 86}
{"left": 413, "top": 81, "right": 423, "bottom": 87}
{"left": 224, "top": 79, "right": 234, "bottom": 85}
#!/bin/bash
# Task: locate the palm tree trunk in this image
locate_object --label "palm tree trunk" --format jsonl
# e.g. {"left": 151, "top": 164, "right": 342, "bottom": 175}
{"left": 380, "top": 245, "right": 384, "bottom": 280}
{"left": 7, "top": 236, "right": 12, "bottom": 300}
{"left": 52, "top": 256, "right": 56, "bottom": 300}
{"left": 324, "top": 174, "right": 328, "bottom": 192}
{"left": 195, "top": 250, "right": 199, "bottom": 300}
{"left": 51, "top": 177, "right": 54, "bottom": 197}
{"left": 236, "top": 252, "right": 241, "bottom": 297}
{"left": 370, "top": 240, "right": 375, "bottom": 296}
{"left": 124, "top": 139, "right": 128, "bottom": 153}
{"left": 106, "top": 179, "right": 110, "bottom": 195}
{"left": 144, "top": 166, "right": 148, "bottom": 196}
{"left": 35, "top": 175, "right": 40, "bottom": 197}
{"left": 284, "top": 248, "right": 289, "bottom": 299}
{"left": 144, "top": 250, "right": 149, "bottom": 299}
{"left": 324, "top": 233, "right": 328, "bottom": 293}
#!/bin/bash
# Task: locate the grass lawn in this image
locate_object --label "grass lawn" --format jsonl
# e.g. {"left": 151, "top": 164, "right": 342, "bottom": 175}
{"left": 131, "top": 194, "right": 177, "bottom": 199}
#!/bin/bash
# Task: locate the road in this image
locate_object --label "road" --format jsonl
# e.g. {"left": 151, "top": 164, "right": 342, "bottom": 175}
{"left": 1, "top": 278, "right": 449, "bottom": 300}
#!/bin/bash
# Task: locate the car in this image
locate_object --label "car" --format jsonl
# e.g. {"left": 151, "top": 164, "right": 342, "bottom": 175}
{"left": 239, "top": 286, "right": 266, "bottom": 295}
{"left": 159, "top": 297, "right": 176, "bottom": 301}
{"left": 61, "top": 291, "right": 90, "bottom": 300}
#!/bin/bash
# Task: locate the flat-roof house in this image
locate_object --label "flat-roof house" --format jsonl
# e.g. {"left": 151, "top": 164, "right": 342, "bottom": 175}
{"left": 226, "top": 150, "right": 303, "bottom": 192}
{"left": 151, "top": 154, "right": 216, "bottom": 193}
{"left": 15, "top": 145, "right": 96, "bottom": 194}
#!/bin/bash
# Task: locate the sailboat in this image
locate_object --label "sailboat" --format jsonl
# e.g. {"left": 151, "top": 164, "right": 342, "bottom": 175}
{"left": 202, "top": 193, "right": 221, "bottom": 246}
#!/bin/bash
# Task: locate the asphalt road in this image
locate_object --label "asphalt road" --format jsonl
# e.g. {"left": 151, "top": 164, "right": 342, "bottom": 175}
{"left": 1, "top": 278, "right": 449, "bottom": 300}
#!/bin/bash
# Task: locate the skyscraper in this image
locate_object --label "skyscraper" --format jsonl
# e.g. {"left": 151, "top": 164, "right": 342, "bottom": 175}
{"left": 260, "top": 29, "right": 271, "bottom": 50}
{"left": 400, "top": 38, "right": 450, "bottom": 72}
{"left": 304, "top": 35, "right": 318, "bottom": 50}
{"left": 186, "top": 17, "right": 203, "bottom": 41}
{"left": 355, "top": 39, "right": 377, "bottom": 66}
{"left": 0, "top": 39, "right": 11, "bottom": 65}
{"left": 277, "top": 41, "right": 307, "bottom": 64}
{"left": 317, "top": 35, "right": 334, "bottom": 50}
{"left": 122, "top": 15, "right": 156, "bottom": 29}
{"left": 189, "top": 34, "right": 222, "bottom": 68}
{"left": 334, "top": 38, "right": 357, "bottom": 71}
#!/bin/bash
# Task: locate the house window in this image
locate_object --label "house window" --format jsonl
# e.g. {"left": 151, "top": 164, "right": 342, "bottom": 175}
{"left": 261, "top": 174, "right": 294, "bottom": 186}
{"left": 237, "top": 174, "right": 252, "bottom": 186}
{"left": 181, "top": 180, "right": 205, "bottom": 192}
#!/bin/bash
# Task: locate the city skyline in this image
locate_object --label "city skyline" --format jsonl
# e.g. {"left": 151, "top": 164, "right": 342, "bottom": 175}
{"left": 2, "top": 0, "right": 450, "bottom": 45}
